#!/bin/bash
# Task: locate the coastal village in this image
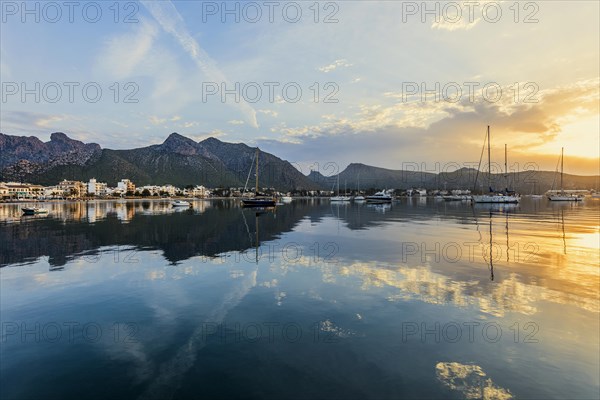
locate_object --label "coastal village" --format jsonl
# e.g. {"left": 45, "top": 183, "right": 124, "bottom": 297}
{"left": 0, "top": 178, "right": 329, "bottom": 201}
{"left": 0, "top": 178, "right": 480, "bottom": 201}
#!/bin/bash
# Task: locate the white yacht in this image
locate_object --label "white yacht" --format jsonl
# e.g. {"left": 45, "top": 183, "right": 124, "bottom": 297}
{"left": 366, "top": 190, "right": 393, "bottom": 203}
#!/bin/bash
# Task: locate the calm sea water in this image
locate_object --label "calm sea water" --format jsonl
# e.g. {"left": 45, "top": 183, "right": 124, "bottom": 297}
{"left": 1, "top": 198, "right": 599, "bottom": 399}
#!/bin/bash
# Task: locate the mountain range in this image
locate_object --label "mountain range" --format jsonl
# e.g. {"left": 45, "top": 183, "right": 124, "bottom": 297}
{"left": 1, "top": 132, "right": 598, "bottom": 192}
{"left": 0, "top": 132, "right": 317, "bottom": 190}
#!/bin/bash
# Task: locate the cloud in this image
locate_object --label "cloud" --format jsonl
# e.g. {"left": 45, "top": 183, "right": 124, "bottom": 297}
{"left": 148, "top": 116, "right": 167, "bottom": 126}
{"left": 431, "top": 17, "right": 481, "bottom": 31}
{"left": 35, "top": 115, "right": 67, "bottom": 128}
{"left": 0, "top": 48, "right": 10, "bottom": 80}
{"left": 429, "top": 0, "right": 505, "bottom": 31}
{"left": 147, "top": 115, "right": 186, "bottom": 126}
{"left": 96, "top": 18, "right": 158, "bottom": 79}
{"left": 258, "top": 79, "right": 599, "bottom": 174}
{"left": 140, "top": 1, "right": 259, "bottom": 128}
{"left": 258, "top": 109, "right": 279, "bottom": 118}
{"left": 228, "top": 120, "right": 245, "bottom": 125}
{"left": 181, "top": 121, "right": 199, "bottom": 129}
{"left": 318, "top": 59, "right": 353, "bottom": 73}
{"left": 1, "top": 111, "right": 70, "bottom": 133}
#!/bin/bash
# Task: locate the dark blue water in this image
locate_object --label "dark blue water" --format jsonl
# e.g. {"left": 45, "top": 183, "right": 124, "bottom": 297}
{"left": 1, "top": 198, "right": 599, "bottom": 399}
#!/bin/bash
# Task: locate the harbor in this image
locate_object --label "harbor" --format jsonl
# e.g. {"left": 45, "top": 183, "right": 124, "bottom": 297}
{"left": 1, "top": 196, "right": 599, "bottom": 399}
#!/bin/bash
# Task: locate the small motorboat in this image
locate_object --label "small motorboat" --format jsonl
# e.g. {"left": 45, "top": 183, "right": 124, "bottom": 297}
{"left": 22, "top": 207, "right": 49, "bottom": 215}
{"left": 281, "top": 196, "right": 293, "bottom": 203}
{"left": 171, "top": 200, "right": 191, "bottom": 207}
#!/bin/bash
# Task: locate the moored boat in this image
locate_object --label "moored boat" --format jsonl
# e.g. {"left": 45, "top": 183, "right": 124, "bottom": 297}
{"left": 548, "top": 148, "right": 584, "bottom": 202}
{"left": 242, "top": 148, "right": 276, "bottom": 208}
{"left": 242, "top": 198, "right": 277, "bottom": 207}
{"left": 366, "top": 190, "right": 393, "bottom": 203}
{"left": 330, "top": 174, "right": 351, "bottom": 201}
{"left": 472, "top": 194, "right": 520, "bottom": 204}
{"left": 171, "top": 200, "right": 191, "bottom": 207}
{"left": 354, "top": 174, "right": 365, "bottom": 201}
{"left": 443, "top": 195, "right": 471, "bottom": 201}
{"left": 472, "top": 126, "right": 520, "bottom": 204}
{"left": 22, "top": 207, "right": 49, "bottom": 215}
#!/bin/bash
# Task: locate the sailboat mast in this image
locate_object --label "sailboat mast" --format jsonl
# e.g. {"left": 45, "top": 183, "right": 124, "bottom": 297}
{"left": 505, "top": 144, "right": 508, "bottom": 191}
{"left": 560, "top": 147, "right": 564, "bottom": 194}
{"left": 487, "top": 125, "right": 491, "bottom": 191}
{"left": 255, "top": 148, "right": 259, "bottom": 195}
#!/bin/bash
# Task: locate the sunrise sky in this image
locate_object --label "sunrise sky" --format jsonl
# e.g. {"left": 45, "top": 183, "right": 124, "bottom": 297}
{"left": 1, "top": 1, "right": 598, "bottom": 175}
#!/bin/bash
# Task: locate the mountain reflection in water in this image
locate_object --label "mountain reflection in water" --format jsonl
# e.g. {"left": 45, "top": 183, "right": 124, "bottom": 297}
{"left": 0, "top": 198, "right": 598, "bottom": 399}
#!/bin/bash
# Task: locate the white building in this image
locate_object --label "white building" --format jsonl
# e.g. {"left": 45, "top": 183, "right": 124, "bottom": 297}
{"left": 136, "top": 185, "right": 179, "bottom": 196}
{"left": 2, "top": 182, "right": 45, "bottom": 198}
{"left": 0, "top": 184, "right": 9, "bottom": 199}
{"left": 87, "top": 178, "right": 108, "bottom": 196}
{"left": 186, "top": 185, "right": 210, "bottom": 198}
{"left": 117, "top": 179, "right": 135, "bottom": 194}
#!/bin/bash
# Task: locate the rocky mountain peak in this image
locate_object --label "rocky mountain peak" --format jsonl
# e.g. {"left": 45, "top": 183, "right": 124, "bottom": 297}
{"left": 160, "top": 132, "right": 201, "bottom": 155}
{"left": 50, "top": 132, "right": 70, "bottom": 142}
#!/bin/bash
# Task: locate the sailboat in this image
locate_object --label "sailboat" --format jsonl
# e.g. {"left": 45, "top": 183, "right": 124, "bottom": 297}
{"left": 242, "top": 148, "right": 276, "bottom": 207}
{"left": 530, "top": 181, "right": 544, "bottom": 199}
{"left": 548, "top": 148, "right": 584, "bottom": 201}
{"left": 472, "top": 126, "right": 520, "bottom": 204}
{"left": 354, "top": 173, "right": 365, "bottom": 201}
{"left": 331, "top": 174, "right": 351, "bottom": 201}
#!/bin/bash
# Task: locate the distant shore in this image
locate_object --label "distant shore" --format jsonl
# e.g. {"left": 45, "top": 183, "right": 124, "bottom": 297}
{"left": 0, "top": 196, "right": 332, "bottom": 204}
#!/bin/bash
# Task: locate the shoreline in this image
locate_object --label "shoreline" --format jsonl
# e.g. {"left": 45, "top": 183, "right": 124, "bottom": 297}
{"left": 0, "top": 196, "right": 335, "bottom": 205}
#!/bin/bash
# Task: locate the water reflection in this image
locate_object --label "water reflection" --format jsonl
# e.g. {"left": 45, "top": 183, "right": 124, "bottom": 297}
{"left": 0, "top": 198, "right": 598, "bottom": 399}
{"left": 435, "top": 362, "right": 513, "bottom": 399}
